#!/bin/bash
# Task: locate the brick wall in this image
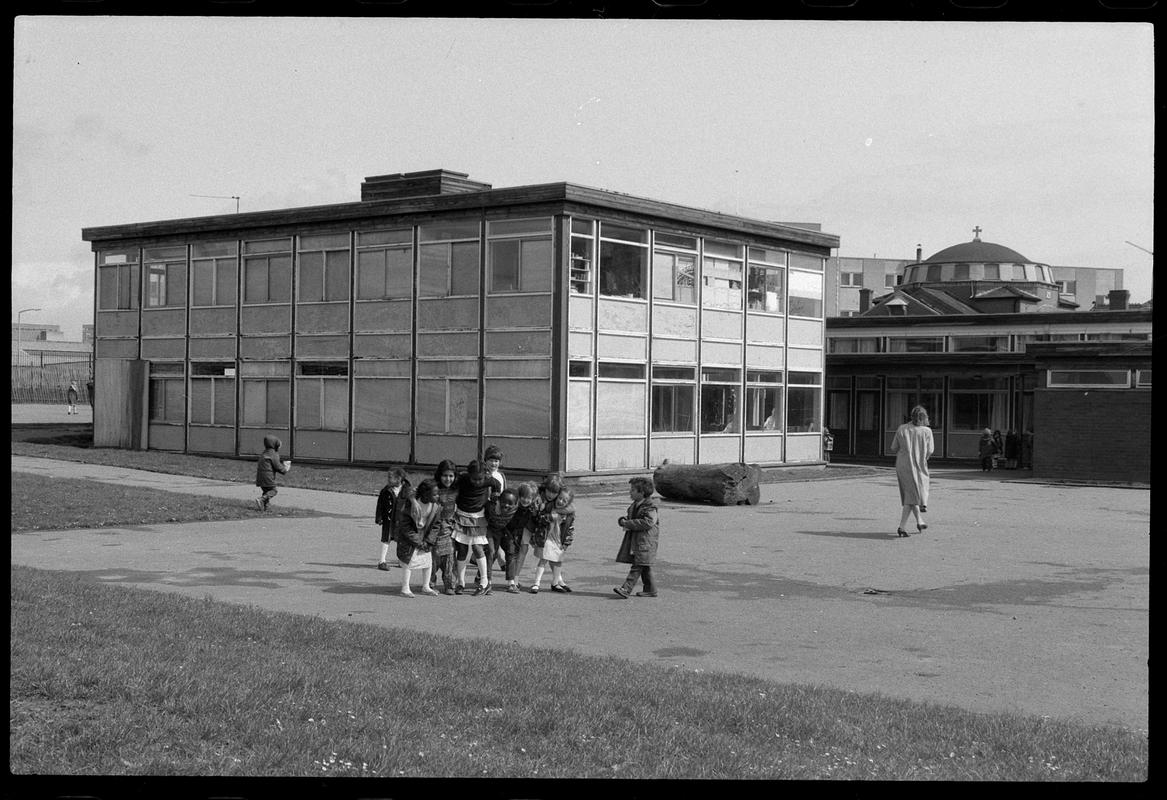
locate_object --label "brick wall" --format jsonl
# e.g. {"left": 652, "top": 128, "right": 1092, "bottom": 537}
{"left": 1033, "top": 389, "right": 1151, "bottom": 483}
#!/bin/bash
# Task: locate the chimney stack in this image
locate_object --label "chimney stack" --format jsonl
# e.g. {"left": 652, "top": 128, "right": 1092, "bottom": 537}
{"left": 916, "top": 243, "right": 922, "bottom": 261}
{"left": 1108, "top": 289, "right": 1130, "bottom": 310}
{"left": 858, "top": 287, "right": 872, "bottom": 313}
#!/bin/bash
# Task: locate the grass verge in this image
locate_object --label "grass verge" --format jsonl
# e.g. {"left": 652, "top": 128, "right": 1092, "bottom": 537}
{"left": 10, "top": 565, "right": 1147, "bottom": 780}
{"left": 9, "top": 473, "right": 321, "bottom": 532}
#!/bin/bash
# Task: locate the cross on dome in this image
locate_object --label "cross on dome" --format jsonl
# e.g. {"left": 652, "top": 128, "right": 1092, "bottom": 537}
{"left": 972, "top": 225, "right": 983, "bottom": 240}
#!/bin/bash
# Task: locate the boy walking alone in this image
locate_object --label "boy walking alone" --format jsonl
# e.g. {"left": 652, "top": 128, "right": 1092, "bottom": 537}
{"left": 255, "top": 435, "right": 291, "bottom": 511}
{"left": 613, "top": 476, "right": 660, "bottom": 598}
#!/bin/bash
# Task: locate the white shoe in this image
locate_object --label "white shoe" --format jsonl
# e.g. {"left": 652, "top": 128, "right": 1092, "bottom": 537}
{"left": 421, "top": 587, "right": 440, "bottom": 596}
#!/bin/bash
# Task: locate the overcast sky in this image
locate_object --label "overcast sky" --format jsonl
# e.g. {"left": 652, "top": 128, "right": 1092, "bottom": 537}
{"left": 12, "top": 17, "right": 1155, "bottom": 339}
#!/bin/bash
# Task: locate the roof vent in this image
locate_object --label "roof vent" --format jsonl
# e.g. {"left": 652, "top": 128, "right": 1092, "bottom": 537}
{"left": 360, "top": 169, "right": 491, "bottom": 202}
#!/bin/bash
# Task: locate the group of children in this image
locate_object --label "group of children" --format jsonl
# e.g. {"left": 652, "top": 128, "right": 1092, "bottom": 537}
{"left": 256, "top": 439, "right": 661, "bottom": 598}
{"left": 374, "top": 446, "right": 583, "bottom": 598}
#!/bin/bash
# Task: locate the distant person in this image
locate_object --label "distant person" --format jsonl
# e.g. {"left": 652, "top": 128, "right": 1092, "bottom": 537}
{"left": 254, "top": 435, "right": 291, "bottom": 511}
{"left": 890, "top": 405, "right": 933, "bottom": 537}
{"left": 613, "top": 476, "right": 660, "bottom": 598}
{"left": 1004, "top": 429, "right": 1021, "bottom": 470}
{"left": 978, "top": 428, "right": 999, "bottom": 472}
{"left": 66, "top": 381, "right": 79, "bottom": 415}
{"left": 374, "top": 466, "right": 411, "bottom": 570}
{"left": 992, "top": 430, "right": 1005, "bottom": 469}
{"left": 1021, "top": 428, "right": 1035, "bottom": 470}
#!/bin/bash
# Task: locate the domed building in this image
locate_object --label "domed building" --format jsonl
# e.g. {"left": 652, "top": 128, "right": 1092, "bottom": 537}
{"left": 824, "top": 229, "right": 1150, "bottom": 483}
{"left": 864, "top": 229, "right": 1074, "bottom": 316}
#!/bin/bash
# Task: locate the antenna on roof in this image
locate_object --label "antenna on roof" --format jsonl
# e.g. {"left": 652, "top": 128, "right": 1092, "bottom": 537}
{"left": 190, "top": 194, "right": 240, "bottom": 214}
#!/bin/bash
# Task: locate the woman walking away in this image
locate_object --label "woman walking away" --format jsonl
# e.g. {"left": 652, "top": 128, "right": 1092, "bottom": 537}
{"left": 890, "top": 405, "right": 933, "bottom": 537}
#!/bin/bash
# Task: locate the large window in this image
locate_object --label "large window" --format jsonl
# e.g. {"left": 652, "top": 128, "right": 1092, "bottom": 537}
{"left": 884, "top": 377, "right": 942, "bottom": 431}
{"left": 296, "top": 361, "right": 349, "bottom": 430}
{"left": 596, "top": 361, "right": 646, "bottom": 436}
{"left": 243, "top": 239, "right": 293, "bottom": 304}
{"left": 598, "top": 223, "right": 648, "bottom": 299}
{"left": 487, "top": 218, "right": 553, "bottom": 293}
{"left": 1056, "top": 279, "right": 1077, "bottom": 296}
{"left": 787, "top": 269, "right": 823, "bottom": 318}
{"left": 651, "top": 365, "right": 695, "bottom": 432}
{"left": 840, "top": 271, "right": 863, "bottom": 287}
{"left": 148, "top": 362, "right": 185, "bottom": 423}
{"left": 241, "top": 362, "right": 290, "bottom": 427}
{"left": 97, "top": 251, "right": 139, "bottom": 310}
{"left": 786, "top": 371, "right": 822, "bottom": 433}
{"left": 702, "top": 240, "right": 743, "bottom": 310}
{"left": 191, "top": 241, "right": 239, "bottom": 307}
{"left": 298, "top": 234, "right": 350, "bottom": 303}
{"left": 189, "top": 362, "right": 236, "bottom": 425}
{"left": 745, "top": 370, "right": 782, "bottom": 431}
{"left": 143, "top": 246, "right": 188, "bottom": 308}
{"left": 653, "top": 233, "right": 697, "bottom": 304}
{"left": 700, "top": 367, "right": 740, "bottom": 433}
{"left": 356, "top": 229, "right": 412, "bottom": 301}
{"left": 747, "top": 247, "right": 785, "bottom": 313}
{"left": 416, "top": 360, "right": 478, "bottom": 435}
{"left": 570, "top": 218, "right": 595, "bottom": 294}
{"left": 419, "top": 221, "right": 480, "bottom": 297}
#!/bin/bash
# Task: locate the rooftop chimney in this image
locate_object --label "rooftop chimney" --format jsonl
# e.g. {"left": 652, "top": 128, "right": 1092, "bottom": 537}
{"left": 916, "top": 243, "right": 922, "bottom": 261}
{"left": 1108, "top": 289, "right": 1130, "bottom": 311}
{"left": 360, "top": 169, "right": 491, "bottom": 202}
{"left": 858, "top": 287, "right": 873, "bottom": 313}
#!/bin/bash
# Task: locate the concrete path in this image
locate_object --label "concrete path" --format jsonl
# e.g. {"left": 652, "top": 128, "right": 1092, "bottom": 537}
{"left": 10, "top": 454, "right": 1149, "bottom": 734}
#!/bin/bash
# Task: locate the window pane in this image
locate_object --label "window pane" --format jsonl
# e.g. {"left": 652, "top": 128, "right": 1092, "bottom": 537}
{"left": 419, "top": 220, "right": 479, "bottom": 241}
{"left": 654, "top": 252, "right": 696, "bottom": 303}
{"left": 325, "top": 250, "right": 350, "bottom": 301}
{"left": 299, "top": 252, "right": 324, "bottom": 302}
{"left": 322, "top": 379, "right": 349, "bottom": 429}
{"left": 296, "top": 378, "right": 322, "bottom": 428}
{"left": 520, "top": 239, "right": 553, "bottom": 292}
{"left": 193, "top": 261, "right": 214, "bottom": 306}
{"left": 416, "top": 380, "right": 446, "bottom": 432}
{"left": 485, "top": 379, "right": 550, "bottom": 436}
{"left": 387, "top": 247, "right": 412, "bottom": 293}
{"left": 214, "top": 379, "right": 235, "bottom": 425}
{"left": 568, "top": 380, "right": 592, "bottom": 436}
{"left": 245, "top": 259, "right": 268, "bottom": 302}
{"left": 570, "top": 237, "right": 593, "bottom": 294}
{"left": 700, "top": 384, "right": 740, "bottom": 433}
{"left": 600, "top": 223, "right": 647, "bottom": 244}
{"left": 269, "top": 255, "right": 292, "bottom": 302}
{"left": 354, "top": 378, "right": 410, "bottom": 430}
{"left": 746, "top": 386, "right": 781, "bottom": 430}
{"left": 788, "top": 270, "right": 823, "bottom": 317}
{"left": 786, "top": 386, "right": 821, "bottom": 432}
{"left": 217, "top": 260, "right": 237, "bottom": 306}
{"left": 98, "top": 266, "right": 119, "bottom": 309}
{"left": 702, "top": 257, "right": 743, "bottom": 310}
{"left": 488, "top": 218, "right": 551, "bottom": 236}
{"left": 419, "top": 244, "right": 448, "bottom": 296}
{"left": 598, "top": 363, "right": 646, "bottom": 379}
{"left": 651, "top": 384, "right": 694, "bottom": 433}
{"left": 357, "top": 249, "right": 388, "bottom": 299}
{"left": 190, "top": 380, "right": 212, "bottom": 424}
{"left": 450, "top": 242, "right": 480, "bottom": 295}
{"left": 448, "top": 380, "right": 478, "bottom": 435}
{"left": 747, "top": 265, "right": 783, "bottom": 312}
{"left": 599, "top": 241, "right": 647, "bottom": 298}
{"left": 491, "top": 240, "right": 521, "bottom": 292}
{"left": 1048, "top": 370, "right": 1130, "bottom": 386}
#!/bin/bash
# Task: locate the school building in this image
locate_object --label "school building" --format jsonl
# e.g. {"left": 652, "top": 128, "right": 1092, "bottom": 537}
{"left": 82, "top": 169, "right": 840, "bottom": 474}
{"left": 824, "top": 233, "right": 1152, "bottom": 483}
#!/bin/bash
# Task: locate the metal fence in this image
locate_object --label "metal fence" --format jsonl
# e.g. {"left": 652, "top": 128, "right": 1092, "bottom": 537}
{"left": 11, "top": 361, "right": 93, "bottom": 404}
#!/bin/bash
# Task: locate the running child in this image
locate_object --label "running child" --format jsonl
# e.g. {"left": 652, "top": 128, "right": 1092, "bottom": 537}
{"left": 254, "top": 434, "right": 291, "bottom": 511}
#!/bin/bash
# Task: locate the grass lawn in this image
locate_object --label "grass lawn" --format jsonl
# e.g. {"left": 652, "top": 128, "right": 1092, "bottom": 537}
{"left": 10, "top": 473, "right": 322, "bottom": 532}
{"left": 9, "top": 566, "right": 1148, "bottom": 780}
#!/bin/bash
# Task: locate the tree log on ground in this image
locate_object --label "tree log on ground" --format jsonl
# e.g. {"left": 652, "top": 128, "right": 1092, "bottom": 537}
{"left": 652, "top": 461, "right": 762, "bottom": 506}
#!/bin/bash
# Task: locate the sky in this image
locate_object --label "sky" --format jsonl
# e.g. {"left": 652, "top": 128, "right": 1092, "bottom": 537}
{"left": 12, "top": 17, "right": 1155, "bottom": 340}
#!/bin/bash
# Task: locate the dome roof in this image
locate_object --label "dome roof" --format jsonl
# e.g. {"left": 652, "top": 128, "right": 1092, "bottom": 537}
{"left": 923, "top": 239, "right": 1031, "bottom": 264}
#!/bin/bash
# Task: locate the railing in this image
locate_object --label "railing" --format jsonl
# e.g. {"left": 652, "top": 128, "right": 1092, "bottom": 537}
{"left": 10, "top": 361, "right": 92, "bottom": 404}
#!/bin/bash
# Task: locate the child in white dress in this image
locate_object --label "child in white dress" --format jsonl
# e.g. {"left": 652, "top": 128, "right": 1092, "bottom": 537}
{"left": 529, "top": 477, "right": 576, "bottom": 594}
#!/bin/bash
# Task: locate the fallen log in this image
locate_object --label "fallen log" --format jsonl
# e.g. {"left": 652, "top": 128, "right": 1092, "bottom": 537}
{"left": 652, "top": 461, "right": 762, "bottom": 506}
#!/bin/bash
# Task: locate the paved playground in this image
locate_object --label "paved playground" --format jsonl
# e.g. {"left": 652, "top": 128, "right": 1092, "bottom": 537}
{"left": 9, "top": 449, "right": 1149, "bottom": 735}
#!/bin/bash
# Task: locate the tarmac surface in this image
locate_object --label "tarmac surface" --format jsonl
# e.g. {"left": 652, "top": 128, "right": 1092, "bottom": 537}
{"left": 10, "top": 440, "right": 1149, "bottom": 735}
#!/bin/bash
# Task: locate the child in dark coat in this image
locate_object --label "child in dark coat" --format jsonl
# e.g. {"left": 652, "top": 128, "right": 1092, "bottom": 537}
{"left": 374, "top": 466, "right": 411, "bottom": 570}
{"left": 429, "top": 459, "right": 460, "bottom": 594}
{"left": 485, "top": 489, "right": 519, "bottom": 591}
{"left": 394, "top": 479, "right": 440, "bottom": 597}
{"left": 254, "top": 434, "right": 291, "bottom": 511}
{"left": 614, "top": 476, "right": 660, "bottom": 598}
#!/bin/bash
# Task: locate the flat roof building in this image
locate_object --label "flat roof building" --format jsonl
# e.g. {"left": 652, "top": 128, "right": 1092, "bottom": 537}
{"left": 83, "top": 169, "right": 840, "bottom": 474}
